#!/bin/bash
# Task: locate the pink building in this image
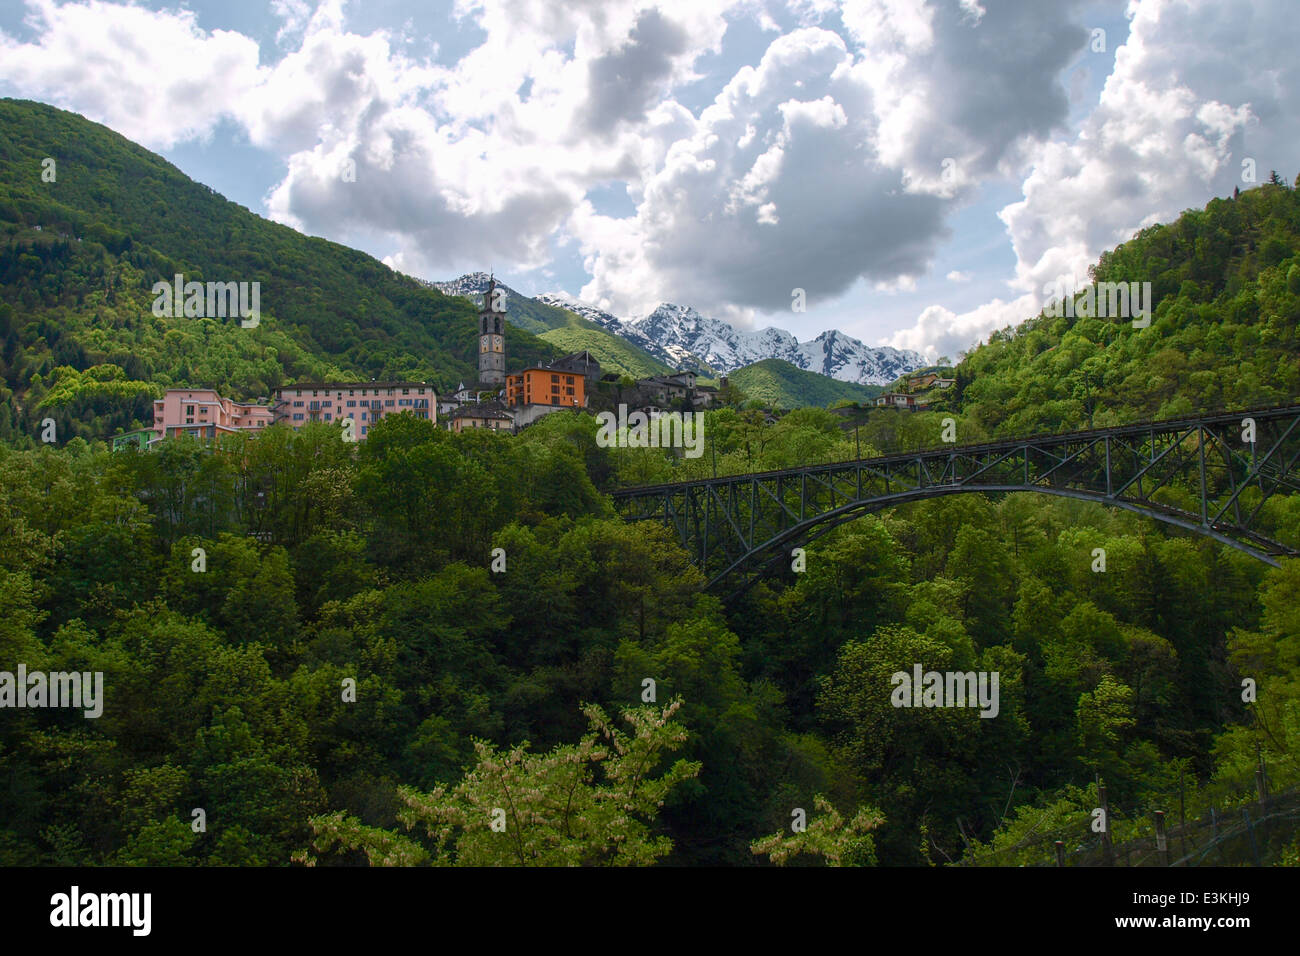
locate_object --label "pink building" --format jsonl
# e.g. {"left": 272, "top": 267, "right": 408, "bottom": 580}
{"left": 271, "top": 382, "right": 436, "bottom": 438}
{"left": 152, "top": 389, "right": 276, "bottom": 444}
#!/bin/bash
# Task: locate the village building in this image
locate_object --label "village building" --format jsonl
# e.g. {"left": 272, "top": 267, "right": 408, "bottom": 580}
{"left": 874, "top": 391, "right": 928, "bottom": 411}
{"left": 270, "top": 382, "right": 435, "bottom": 438}
{"left": 150, "top": 388, "right": 276, "bottom": 444}
{"left": 904, "top": 372, "right": 956, "bottom": 392}
{"left": 449, "top": 400, "right": 514, "bottom": 433}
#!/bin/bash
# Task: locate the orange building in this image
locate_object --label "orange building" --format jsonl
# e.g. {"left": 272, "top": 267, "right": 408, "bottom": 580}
{"left": 505, "top": 367, "right": 585, "bottom": 409}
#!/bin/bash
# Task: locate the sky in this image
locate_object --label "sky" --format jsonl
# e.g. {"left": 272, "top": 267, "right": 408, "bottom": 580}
{"left": 1, "top": 0, "right": 1296, "bottom": 362}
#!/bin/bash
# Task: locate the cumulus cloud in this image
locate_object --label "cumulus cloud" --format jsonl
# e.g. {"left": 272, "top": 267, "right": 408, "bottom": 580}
{"left": 885, "top": 293, "right": 1037, "bottom": 363}
{"left": 1001, "top": 0, "right": 1297, "bottom": 300}
{"left": 572, "top": 0, "right": 1090, "bottom": 318}
{"left": 585, "top": 7, "right": 691, "bottom": 134}
{"left": 890, "top": 0, "right": 1300, "bottom": 363}
{"left": 0, "top": 0, "right": 263, "bottom": 149}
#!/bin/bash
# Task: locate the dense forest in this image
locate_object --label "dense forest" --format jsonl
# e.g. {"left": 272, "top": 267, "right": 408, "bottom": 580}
{"left": 2, "top": 399, "right": 1297, "bottom": 866}
{"left": 1, "top": 95, "right": 1298, "bottom": 866}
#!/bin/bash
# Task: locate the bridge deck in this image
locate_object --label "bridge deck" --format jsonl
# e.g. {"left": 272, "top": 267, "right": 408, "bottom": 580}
{"left": 609, "top": 403, "right": 1300, "bottom": 595}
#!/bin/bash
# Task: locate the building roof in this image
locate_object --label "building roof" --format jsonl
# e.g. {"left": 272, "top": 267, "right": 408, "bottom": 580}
{"left": 507, "top": 365, "right": 579, "bottom": 377}
{"left": 549, "top": 350, "right": 601, "bottom": 371}
{"left": 273, "top": 381, "right": 434, "bottom": 391}
{"left": 450, "top": 400, "right": 513, "bottom": 421}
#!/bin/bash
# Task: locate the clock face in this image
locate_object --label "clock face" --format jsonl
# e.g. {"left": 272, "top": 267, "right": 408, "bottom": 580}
{"left": 480, "top": 334, "right": 489, "bottom": 352}
{"left": 492, "top": 335, "right": 503, "bottom": 352}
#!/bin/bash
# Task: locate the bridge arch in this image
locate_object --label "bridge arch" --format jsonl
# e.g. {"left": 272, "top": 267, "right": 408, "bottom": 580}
{"left": 710, "top": 484, "right": 1288, "bottom": 598}
{"left": 610, "top": 405, "right": 1300, "bottom": 596}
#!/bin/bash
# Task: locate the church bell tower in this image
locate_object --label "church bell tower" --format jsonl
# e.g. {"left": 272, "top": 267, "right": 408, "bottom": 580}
{"left": 478, "top": 274, "right": 506, "bottom": 387}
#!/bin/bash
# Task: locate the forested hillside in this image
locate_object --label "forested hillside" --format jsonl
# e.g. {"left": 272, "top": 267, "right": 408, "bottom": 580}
{"left": 953, "top": 179, "right": 1300, "bottom": 435}
{"left": 727, "top": 358, "right": 883, "bottom": 409}
{"left": 0, "top": 99, "right": 560, "bottom": 443}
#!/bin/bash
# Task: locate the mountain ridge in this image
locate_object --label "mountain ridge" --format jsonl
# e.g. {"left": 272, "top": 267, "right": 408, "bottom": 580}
{"left": 535, "top": 291, "right": 925, "bottom": 386}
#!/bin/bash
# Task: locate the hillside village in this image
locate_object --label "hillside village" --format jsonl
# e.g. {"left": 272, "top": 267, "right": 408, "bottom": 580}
{"left": 113, "top": 275, "right": 729, "bottom": 448}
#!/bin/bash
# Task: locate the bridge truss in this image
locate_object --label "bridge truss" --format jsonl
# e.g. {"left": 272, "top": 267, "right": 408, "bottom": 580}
{"left": 611, "top": 405, "right": 1300, "bottom": 597}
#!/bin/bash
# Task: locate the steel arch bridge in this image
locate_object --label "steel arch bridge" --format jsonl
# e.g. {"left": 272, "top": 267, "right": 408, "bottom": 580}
{"left": 610, "top": 404, "right": 1300, "bottom": 597}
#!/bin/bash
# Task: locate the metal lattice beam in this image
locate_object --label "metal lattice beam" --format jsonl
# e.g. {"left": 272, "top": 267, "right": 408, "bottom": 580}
{"left": 611, "top": 404, "right": 1300, "bottom": 597}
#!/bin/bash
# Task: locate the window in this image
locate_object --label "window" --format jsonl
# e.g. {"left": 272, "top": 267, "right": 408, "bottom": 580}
{"left": 296, "top": 390, "right": 302, "bottom": 397}
{"left": 348, "top": 389, "right": 354, "bottom": 396}
{"left": 185, "top": 418, "right": 194, "bottom": 424}
{"left": 386, "top": 400, "right": 395, "bottom": 406}
{"left": 361, "top": 426, "right": 368, "bottom": 435}
{"left": 293, "top": 401, "right": 303, "bottom": 407}
{"left": 347, "top": 400, "right": 356, "bottom": 407}
{"left": 551, "top": 374, "right": 559, "bottom": 383}
{"left": 360, "top": 413, "right": 367, "bottom": 421}
{"left": 293, "top": 413, "right": 304, "bottom": 421}
{"left": 402, "top": 388, "right": 409, "bottom": 395}
{"left": 186, "top": 405, "right": 195, "bottom": 415}
{"left": 551, "top": 396, "right": 558, "bottom": 405}
{"left": 566, "top": 376, "right": 574, "bottom": 384}
{"left": 324, "top": 413, "right": 332, "bottom": 421}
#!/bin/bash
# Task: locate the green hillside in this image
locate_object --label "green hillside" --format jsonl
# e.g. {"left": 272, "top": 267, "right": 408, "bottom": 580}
{"left": 952, "top": 179, "right": 1300, "bottom": 436}
{"left": 729, "top": 357, "right": 884, "bottom": 408}
{"left": 538, "top": 326, "right": 673, "bottom": 379}
{"left": 0, "top": 98, "right": 560, "bottom": 443}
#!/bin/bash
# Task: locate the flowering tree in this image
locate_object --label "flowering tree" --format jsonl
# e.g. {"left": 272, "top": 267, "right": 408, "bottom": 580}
{"left": 750, "top": 795, "right": 884, "bottom": 866}
{"left": 298, "top": 699, "right": 700, "bottom": 866}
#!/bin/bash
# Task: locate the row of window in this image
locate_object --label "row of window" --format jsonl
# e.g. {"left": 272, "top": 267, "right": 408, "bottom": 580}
{"left": 290, "top": 410, "right": 430, "bottom": 423}
{"left": 183, "top": 418, "right": 266, "bottom": 426}
{"left": 292, "top": 399, "right": 430, "bottom": 409}
{"left": 284, "top": 387, "right": 428, "bottom": 397}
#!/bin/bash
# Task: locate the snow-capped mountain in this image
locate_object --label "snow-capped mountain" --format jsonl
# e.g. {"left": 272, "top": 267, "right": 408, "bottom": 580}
{"left": 427, "top": 272, "right": 503, "bottom": 303}
{"left": 541, "top": 295, "right": 924, "bottom": 386}
{"left": 428, "top": 274, "right": 925, "bottom": 386}
{"left": 534, "top": 292, "right": 629, "bottom": 336}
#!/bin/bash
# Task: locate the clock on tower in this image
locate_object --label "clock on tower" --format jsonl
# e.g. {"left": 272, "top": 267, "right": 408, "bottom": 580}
{"left": 477, "top": 275, "right": 507, "bottom": 386}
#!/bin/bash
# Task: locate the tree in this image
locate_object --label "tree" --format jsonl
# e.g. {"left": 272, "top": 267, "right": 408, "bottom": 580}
{"left": 751, "top": 794, "right": 883, "bottom": 866}
{"left": 298, "top": 700, "right": 700, "bottom": 866}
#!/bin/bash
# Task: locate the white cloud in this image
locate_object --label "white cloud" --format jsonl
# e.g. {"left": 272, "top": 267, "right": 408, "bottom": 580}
{"left": 1000, "top": 0, "right": 1296, "bottom": 301}
{"left": 885, "top": 293, "right": 1037, "bottom": 362}
{"left": 0, "top": 0, "right": 263, "bottom": 149}
{"left": 894, "top": 0, "right": 1300, "bottom": 365}
{"left": 946, "top": 270, "right": 972, "bottom": 282}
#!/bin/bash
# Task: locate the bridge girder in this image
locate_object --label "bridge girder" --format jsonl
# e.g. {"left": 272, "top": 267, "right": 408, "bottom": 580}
{"left": 611, "top": 404, "right": 1300, "bottom": 598}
